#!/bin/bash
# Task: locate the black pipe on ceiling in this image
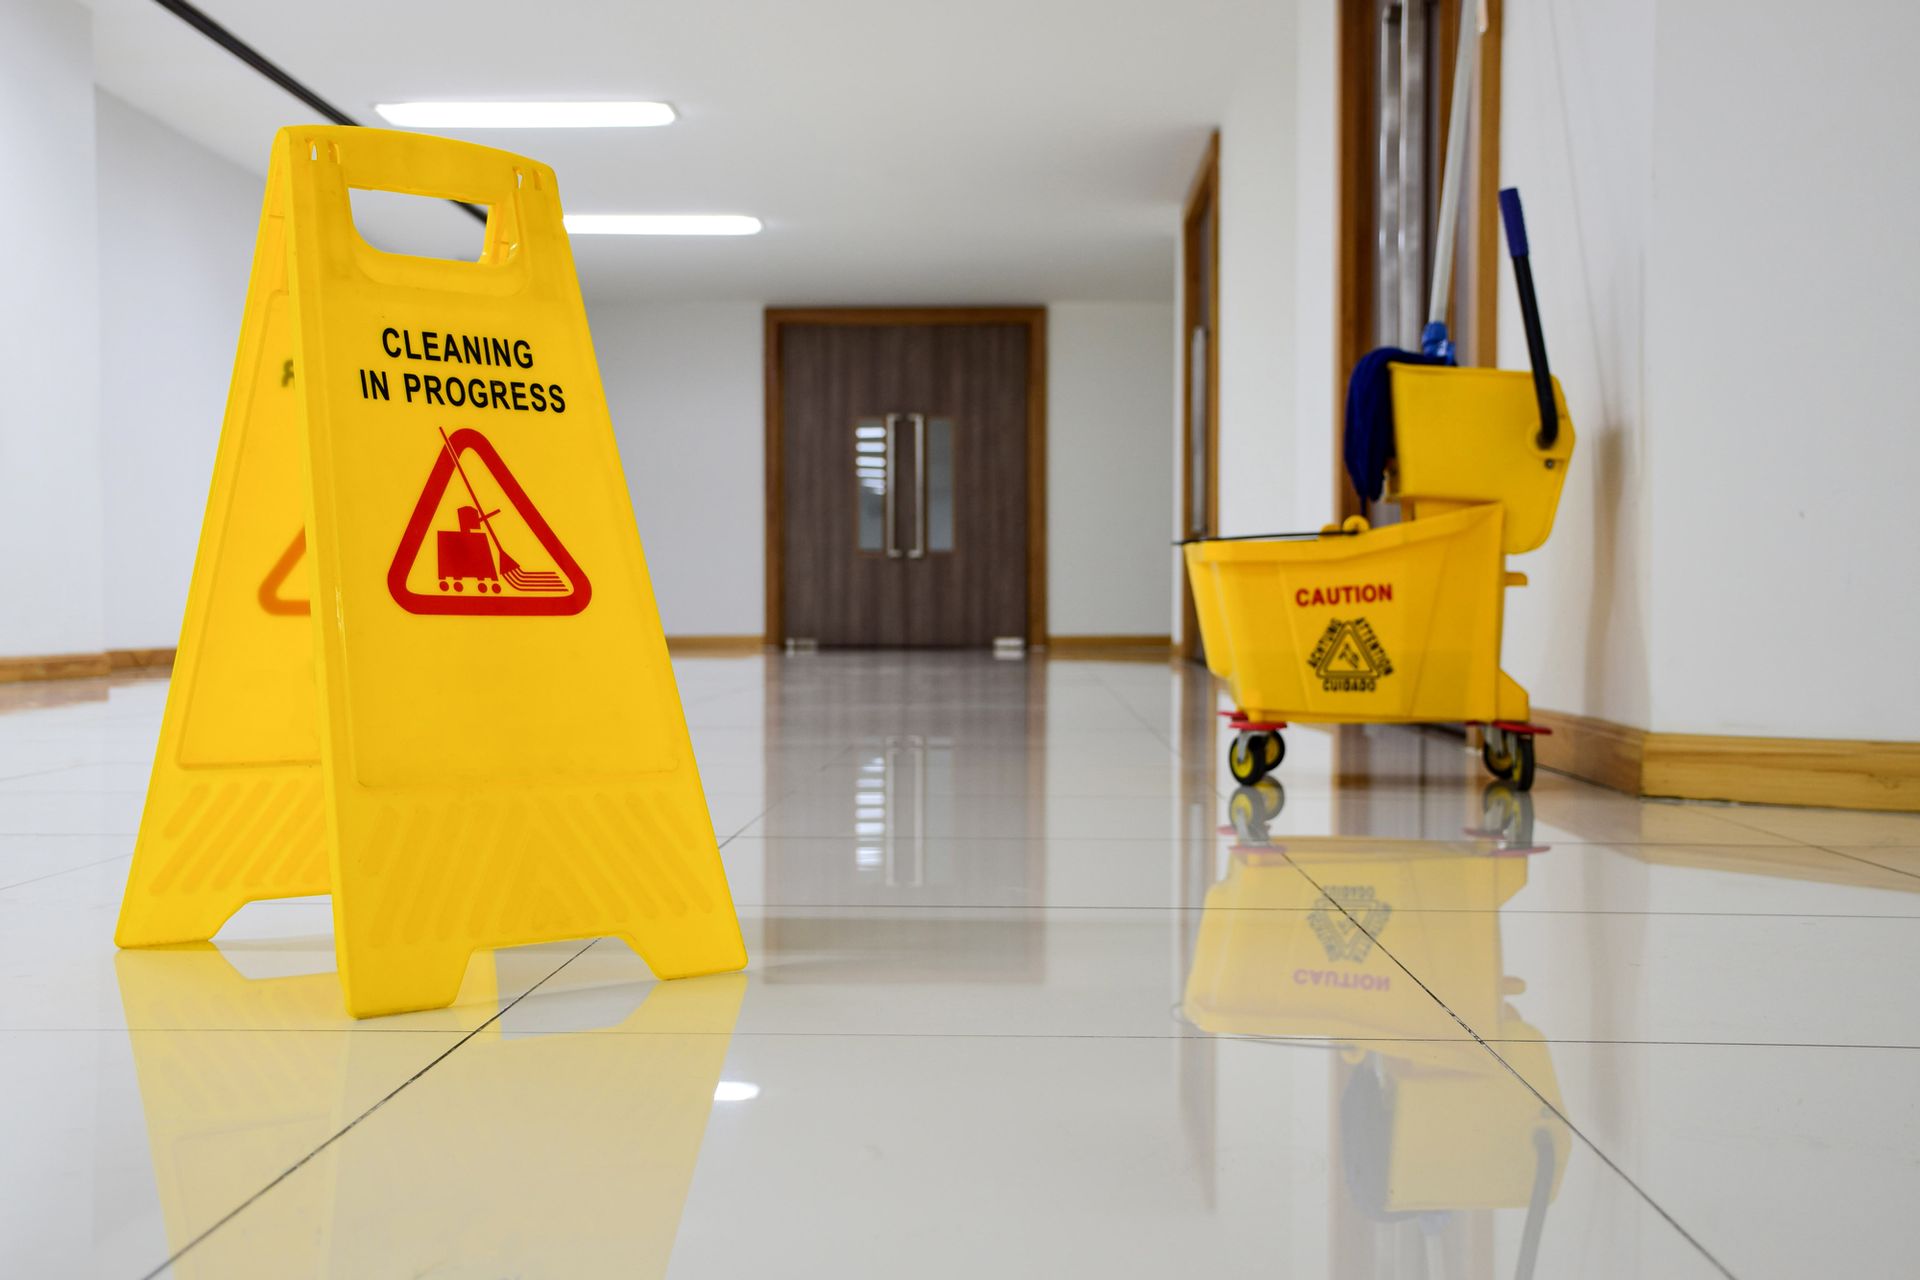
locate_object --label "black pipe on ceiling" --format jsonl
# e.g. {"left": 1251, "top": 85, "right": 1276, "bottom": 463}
{"left": 151, "top": 0, "right": 489, "bottom": 225}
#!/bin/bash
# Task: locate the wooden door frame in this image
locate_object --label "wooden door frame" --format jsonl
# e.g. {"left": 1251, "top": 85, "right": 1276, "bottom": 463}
{"left": 1334, "top": 0, "right": 1503, "bottom": 520}
{"left": 1178, "top": 133, "right": 1221, "bottom": 663}
{"left": 763, "top": 306, "right": 1049, "bottom": 647}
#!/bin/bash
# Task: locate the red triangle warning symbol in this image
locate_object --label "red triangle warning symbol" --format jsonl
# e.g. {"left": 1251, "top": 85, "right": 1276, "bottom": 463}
{"left": 387, "top": 428, "right": 591, "bottom": 617}
{"left": 258, "top": 530, "right": 310, "bottom": 616}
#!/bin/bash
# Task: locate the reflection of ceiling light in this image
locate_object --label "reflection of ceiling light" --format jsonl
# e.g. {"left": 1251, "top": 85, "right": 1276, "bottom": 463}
{"left": 856, "top": 846, "right": 883, "bottom": 867}
{"left": 713, "top": 1081, "right": 761, "bottom": 1102}
{"left": 564, "top": 213, "right": 762, "bottom": 236}
{"left": 374, "top": 101, "right": 675, "bottom": 128}
{"left": 855, "top": 425, "right": 886, "bottom": 439}
{"left": 856, "top": 442, "right": 885, "bottom": 454}
{"left": 856, "top": 807, "right": 884, "bottom": 820}
{"left": 855, "top": 821, "right": 885, "bottom": 835}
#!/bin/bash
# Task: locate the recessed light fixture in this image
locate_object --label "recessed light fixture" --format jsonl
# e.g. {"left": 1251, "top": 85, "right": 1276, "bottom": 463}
{"left": 564, "top": 214, "right": 763, "bottom": 237}
{"left": 713, "top": 1081, "right": 761, "bottom": 1102}
{"left": 373, "top": 101, "right": 676, "bottom": 129}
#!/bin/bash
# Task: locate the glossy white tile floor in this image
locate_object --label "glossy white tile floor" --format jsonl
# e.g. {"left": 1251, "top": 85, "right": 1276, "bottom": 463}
{"left": 3, "top": 653, "right": 1918, "bottom": 1278}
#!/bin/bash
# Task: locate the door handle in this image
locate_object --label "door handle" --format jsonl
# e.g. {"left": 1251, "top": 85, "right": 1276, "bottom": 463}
{"left": 909, "top": 413, "right": 927, "bottom": 559}
{"left": 883, "top": 413, "right": 903, "bottom": 559}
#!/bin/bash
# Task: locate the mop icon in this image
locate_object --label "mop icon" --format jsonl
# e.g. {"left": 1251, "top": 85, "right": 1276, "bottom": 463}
{"left": 434, "top": 427, "right": 566, "bottom": 594}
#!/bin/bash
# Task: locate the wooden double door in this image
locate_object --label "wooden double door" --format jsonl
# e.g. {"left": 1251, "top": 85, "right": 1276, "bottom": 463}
{"left": 776, "top": 317, "right": 1035, "bottom": 647}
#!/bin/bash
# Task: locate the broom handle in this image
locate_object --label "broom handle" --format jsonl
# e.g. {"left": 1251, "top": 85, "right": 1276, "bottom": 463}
{"left": 1499, "top": 188, "right": 1560, "bottom": 449}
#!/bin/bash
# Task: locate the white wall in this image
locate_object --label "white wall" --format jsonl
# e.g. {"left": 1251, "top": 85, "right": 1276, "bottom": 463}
{"left": 1496, "top": 0, "right": 1657, "bottom": 731}
{"left": 0, "top": 0, "right": 105, "bottom": 659}
{"left": 1048, "top": 302, "right": 1175, "bottom": 636}
{"left": 1179, "top": 0, "right": 1328, "bottom": 651}
{"left": 95, "top": 90, "right": 261, "bottom": 652}
{"left": 1502, "top": 0, "right": 1920, "bottom": 740}
{"left": 588, "top": 301, "right": 767, "bottom": 638}
{"left": 590, "top": 300, "right": 1176, "bottom": 641}
{"left": 1288, "top": 0, "right": 1340, "bottom": 530}
{"left": 1213, "top": 0, "right": 1302, "bottom": 541}
{"left": 1641, "top": 0, "right": 1920, "bottom": 740}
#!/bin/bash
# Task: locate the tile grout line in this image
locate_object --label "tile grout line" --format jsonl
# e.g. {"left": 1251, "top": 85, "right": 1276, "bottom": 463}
{"left": 1812, "top": 844, "right": 1920, "bottom": 884}
{"left": 0, "top": 763, "right": 96, "bottom": 786}
{"left": 0, "top": 852, "right": 132, "bottom": 894}
{"left": 135, "top": 937, "right": 604, "bottom": 1280}
{"left": 715, "top": 742, "right": 859, "bottom": 847}
{"left": 1698, "top": 806, "right": 1872, "bottom": 851}
{"left": 12, "top": 1026, "right": 1917, "bottom": 1049}
{"left": 707, "top": 903, "right": 1920, "bottom": 919}
{"left": 1279, "top": 851, "right": 1741, "bottom": 1279}
{"left": 1087, "top": 667, "right": 1183, "bottom": 756}
{"left": 712, "top": 829, "right": 1836, "bottom": 848}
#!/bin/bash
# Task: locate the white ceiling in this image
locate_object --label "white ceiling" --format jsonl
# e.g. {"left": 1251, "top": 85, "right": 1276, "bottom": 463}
{"left": 82, "top": 0, "right": 1273, "bottom": 304}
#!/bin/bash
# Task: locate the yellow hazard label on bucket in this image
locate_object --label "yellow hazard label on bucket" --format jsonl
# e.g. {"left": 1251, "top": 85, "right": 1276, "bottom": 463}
{"left": 115, "top": 127, "right": 746, "bottom": 1017}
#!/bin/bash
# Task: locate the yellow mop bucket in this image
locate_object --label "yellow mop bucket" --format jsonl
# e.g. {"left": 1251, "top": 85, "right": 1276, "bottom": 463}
{"left": 1187, "top": 186, "right": 1573, "bottom": 790}
{"left": 1186, "top": 505, "right": 1518, "bottom": 726}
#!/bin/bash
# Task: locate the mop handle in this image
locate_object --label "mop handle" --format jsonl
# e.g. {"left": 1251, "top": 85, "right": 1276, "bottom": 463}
{"left": 438, "top": 428, "right": 509, "bottom": 558}
{"left": 1425, "top": 4, "right": 1482, "bottom": 338}
{"left": 1499, "top": 189, "right": 1560, "bottom": 449}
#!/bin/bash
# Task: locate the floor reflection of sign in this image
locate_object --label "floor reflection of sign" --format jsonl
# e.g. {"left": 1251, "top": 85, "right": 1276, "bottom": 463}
{"left": 114, "top": 946, "right": 744, "bottom": 1276}
{"left": 1308, "top": 885, "right": 1390, "bottom": 962}
{"left": 387, "top": 427, "right": 589, "bottom": 616}
{"left": 1308, "top": 617, "right": 1394, "bottom": 693}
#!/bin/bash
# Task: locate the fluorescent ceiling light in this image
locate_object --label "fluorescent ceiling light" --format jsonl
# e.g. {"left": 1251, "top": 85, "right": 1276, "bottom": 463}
{"left": 713, "top": 1081, "right": 761, "bottom": 1102}
{"left": 564, "top": 213, "right": 763, "bottom": 237}
{"left": 373, "top": 101, "right": 675, "bottom": 129}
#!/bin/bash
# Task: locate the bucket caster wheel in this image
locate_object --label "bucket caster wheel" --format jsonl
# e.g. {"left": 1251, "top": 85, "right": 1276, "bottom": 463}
{"left": 1228, "top": 779, "right": 1287, "bottom": 842}
{"left": 1482, "top": 728, "right": 1537, "bottom": 792}
{"left": 1229, "top": 730, "right": 1284, "bottom": 785}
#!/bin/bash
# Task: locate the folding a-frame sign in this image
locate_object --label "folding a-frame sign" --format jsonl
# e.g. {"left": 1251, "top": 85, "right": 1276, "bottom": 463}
{"left": 116, "top": 127, "right": 746, "bottom": 1017}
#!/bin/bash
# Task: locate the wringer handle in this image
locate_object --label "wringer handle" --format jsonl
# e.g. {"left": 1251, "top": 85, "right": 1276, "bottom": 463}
{"left": 1499, "top": 188, "right": 1560, "bottom": 450}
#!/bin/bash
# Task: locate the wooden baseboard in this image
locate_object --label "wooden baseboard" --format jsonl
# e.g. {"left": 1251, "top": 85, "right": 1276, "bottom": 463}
{"left": 1043, "top": 634, "right": 1173, "bottom": 660}
{"left": 0, "top": 647, "right": 176, "bottom": 685}
{"left": 108, "top": 647, "right": 175, "bottom": 671}
{"left": 1537, "top": 705, "right": 1920, "bottom": 813}
{"left": 0, "top": 652, "right": 114, "bottom": 683}
{"left": 665, "top": 635, "right": 767, "bottom": 655}
{"left": 1643, "top": 733, "right": 1920, "bottom": 813}
{"left": 1531, "top": 707, "right": 1647, "bottom": 794}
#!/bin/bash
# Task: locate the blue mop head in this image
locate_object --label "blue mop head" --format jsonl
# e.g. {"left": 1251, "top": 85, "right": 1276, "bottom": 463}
{"left": 1343, "top": 346, "right": 1447, "bottom": 503}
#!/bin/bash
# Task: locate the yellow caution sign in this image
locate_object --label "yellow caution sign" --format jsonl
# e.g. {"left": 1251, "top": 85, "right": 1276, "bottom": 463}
{"left": 116, "top": 127, "right": 747, "bottom": 1017}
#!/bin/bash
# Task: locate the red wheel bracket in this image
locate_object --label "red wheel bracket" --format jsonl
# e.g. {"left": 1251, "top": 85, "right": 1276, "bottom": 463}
{"left": 1219, "top": 710, "right": 1288, "bottom": 732}
{"left": 1466, "top": 720, "right": 1553, "bottom": 737}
